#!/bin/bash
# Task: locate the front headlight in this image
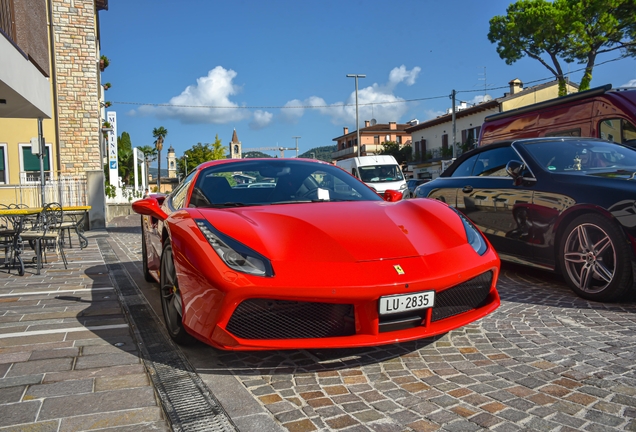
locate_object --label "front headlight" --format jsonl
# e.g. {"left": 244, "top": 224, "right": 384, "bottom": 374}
{"left": 449, "top": 207, "right": 488, "bottom": 256}
{"left": 399, "top": 183, "right": 407, "bottom": 190}
{"left": 196, "top": 220, "right": 274, "bottom": 277}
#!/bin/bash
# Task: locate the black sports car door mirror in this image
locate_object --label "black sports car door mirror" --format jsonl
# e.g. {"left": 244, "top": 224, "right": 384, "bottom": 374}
{"left": 506, "top": 160, "right": 525, "bottom": 186}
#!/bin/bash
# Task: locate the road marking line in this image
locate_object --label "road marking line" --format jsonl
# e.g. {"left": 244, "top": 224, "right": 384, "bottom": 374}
{"left": 0, "top": 324, "right": 129, "bottom": 339}
{"left": 0, "top": 287, "right": 115, "bottom": 298}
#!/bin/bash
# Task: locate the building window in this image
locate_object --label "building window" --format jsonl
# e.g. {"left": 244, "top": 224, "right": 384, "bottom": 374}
{"left": 20, "top": 143, "right": 51, "bottom": 183}
{"left": 0, "top": 144, "right": 6, "bottom": 184}
{"left": 396, "top": 136, "right": 402, "bottom": 144}
{"left": 374, "top": 135, "right": 379, "bottom": 144}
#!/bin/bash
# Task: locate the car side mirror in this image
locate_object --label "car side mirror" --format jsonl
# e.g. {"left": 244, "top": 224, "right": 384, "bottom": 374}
{"left": 132, "top": 196, "right": 168, "bottom": 221}
{"left": 383, "top": 190, "right": 403, "bottom": 202}
{"left": 506, "top": 160, "right": 525, "bottom": 186}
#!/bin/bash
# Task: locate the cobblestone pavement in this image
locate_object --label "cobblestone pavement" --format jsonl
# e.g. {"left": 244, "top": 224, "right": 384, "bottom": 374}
{"left": 108, "top": 214, "right": 636, "bottom": 432}
{"left": 0, "top": 225, "right": 170, "bottom": 431}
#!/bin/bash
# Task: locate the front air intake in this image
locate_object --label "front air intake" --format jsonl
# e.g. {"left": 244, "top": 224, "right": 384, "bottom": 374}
{"left": 227, "top": 299, "right": 355, "bottom": 339}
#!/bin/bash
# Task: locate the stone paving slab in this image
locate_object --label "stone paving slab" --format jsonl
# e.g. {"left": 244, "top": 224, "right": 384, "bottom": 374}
{"left": 0, "top": 232, "right": 171, "bottom": 431}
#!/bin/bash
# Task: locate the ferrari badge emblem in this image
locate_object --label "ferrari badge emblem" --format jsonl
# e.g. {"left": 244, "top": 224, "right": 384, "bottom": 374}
{"left": 394, "top": 265, "right": 405, "bottom": 275}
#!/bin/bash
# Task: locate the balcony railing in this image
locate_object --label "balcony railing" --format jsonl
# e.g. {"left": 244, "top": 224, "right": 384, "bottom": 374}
{"left": 1, "top": 174, "right": 87, "bottom": 207}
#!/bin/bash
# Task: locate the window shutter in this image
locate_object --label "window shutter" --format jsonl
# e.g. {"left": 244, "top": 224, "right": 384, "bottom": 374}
{"left": 22, "top": 147, "right": 50, "bottom": 171}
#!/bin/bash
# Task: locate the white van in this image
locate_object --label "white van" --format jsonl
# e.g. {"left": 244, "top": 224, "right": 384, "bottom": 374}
{"left": 336, "top": 155, "right": 407, "bottom": 195}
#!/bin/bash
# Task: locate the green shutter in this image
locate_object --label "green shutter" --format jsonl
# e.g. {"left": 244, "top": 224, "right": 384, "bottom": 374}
{"left": 22, "top": 147, "right": 50, "bottom": 171}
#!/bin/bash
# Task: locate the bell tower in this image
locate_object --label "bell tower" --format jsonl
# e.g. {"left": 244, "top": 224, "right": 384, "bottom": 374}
{"left": 230, "top": 129, "right": 242, "bottom": 159}
{"left": 167, "top": 145, "right": 176, "bottom": 178}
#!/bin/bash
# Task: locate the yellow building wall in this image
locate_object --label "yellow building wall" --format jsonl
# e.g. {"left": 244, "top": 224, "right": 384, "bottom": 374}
{"left": 500, "top": 83, "right": 579, "bottom": 111}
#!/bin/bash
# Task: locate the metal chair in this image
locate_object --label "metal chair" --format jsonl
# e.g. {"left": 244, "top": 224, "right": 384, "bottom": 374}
{"left": 58, "top": 209, "right": 89, "bottom": 249}
{"left": 0, "top": 207, "right": 25, "bottom": 276}
{"left": 20, "top": 203, "right": 68, "bottom": 274}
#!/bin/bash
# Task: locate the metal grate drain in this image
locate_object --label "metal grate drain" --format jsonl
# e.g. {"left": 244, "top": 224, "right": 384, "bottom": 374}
{"left": 97, "top": 238, "right": 237, "bottom": 432}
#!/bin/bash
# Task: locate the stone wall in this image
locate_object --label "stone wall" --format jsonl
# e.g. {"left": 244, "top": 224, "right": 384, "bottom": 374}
{"left": 51, "top": 0, "right": 102, "bottom": 175}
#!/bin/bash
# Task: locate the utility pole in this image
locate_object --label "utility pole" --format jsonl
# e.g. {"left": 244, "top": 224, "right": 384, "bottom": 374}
{"left": 292, "top": 136, "right": 301, "bottom": 158}
{"left": 347, "top": 74, "right": 366, "bottom": 158}
{"left": 37, "top": 118, "right": 45, "bottom": 206}
{"left": 451, "top": 89, "right": 457, "bottom": 159}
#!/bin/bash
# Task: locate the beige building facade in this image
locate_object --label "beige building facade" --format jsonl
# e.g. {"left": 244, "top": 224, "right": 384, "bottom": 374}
{"left": 332, "top": 121, "right": 412, "bottom": 161}
{"left": 406, "top": 79, "right": 579, "bottom": 180}
{"left": 0, "top": 0, "right": 108, "bottom": 227}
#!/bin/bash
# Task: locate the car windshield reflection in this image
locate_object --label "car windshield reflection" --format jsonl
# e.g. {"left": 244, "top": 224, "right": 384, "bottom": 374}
{"left": 522, "top": 140, "right": 636, "bottom": 173}
{"left": 188, "top": 159, "right": 382, "bottom": 208}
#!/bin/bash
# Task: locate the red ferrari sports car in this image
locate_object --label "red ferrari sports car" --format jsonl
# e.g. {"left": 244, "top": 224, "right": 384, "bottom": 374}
{"left": 133, "top": 158, "right": 500, "bottom": 350}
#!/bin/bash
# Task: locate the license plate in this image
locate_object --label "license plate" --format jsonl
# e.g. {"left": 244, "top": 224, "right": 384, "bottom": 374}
{"left": 379, "top": 291, "right": 435, "bottom": 315}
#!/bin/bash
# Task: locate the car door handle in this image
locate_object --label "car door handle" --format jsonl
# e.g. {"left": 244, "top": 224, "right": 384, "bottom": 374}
{"left": 462, "top": 186, "right": 473, "bottom": 193}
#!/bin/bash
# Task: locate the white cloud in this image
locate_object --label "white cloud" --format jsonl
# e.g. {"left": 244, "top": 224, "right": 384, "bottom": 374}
{"left": 280, "top": 96, "right": 327, "bottom": 123}
{"left": 388, "top": 65, "right": 421, "bottom": 87}
{"left": 469, "top": 94, "right": 492, "bottom": 105}
{"left": 421, "top": 109, "right": 445, "bottom": 121}
{"left": 282, "top": 65, "right": 422, "bottom": 126}
{"left": 621, "top": 79, "right": 636, "bottom": 88}
{"left": 250, "top": 110, "right": 273, "bottom": 129}
{"left": 136, "top": 66, "right": 250, "bottom": 124}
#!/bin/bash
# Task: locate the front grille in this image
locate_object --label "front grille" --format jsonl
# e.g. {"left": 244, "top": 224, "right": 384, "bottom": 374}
{"left": 226, "top": 299, "right": 355, "bottom": 339}
{"left": 431, "top": 271, "right": 493, "bottom": 322}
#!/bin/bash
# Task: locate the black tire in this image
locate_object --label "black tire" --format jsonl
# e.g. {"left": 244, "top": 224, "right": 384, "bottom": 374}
{"left": 559, "top": 214, "right": 633, "bottom": 302}
{"left": 141, "top": 217, "right": 154, "bottom": 282}
{"left": 160, "top": 239, "right": 197, "bottom": 345}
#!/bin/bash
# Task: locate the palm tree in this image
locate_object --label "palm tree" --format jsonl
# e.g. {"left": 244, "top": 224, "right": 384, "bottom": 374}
{"left": 137, "top": 145, "right": 157, "bottom": 189}
{"left": 152, "top": 127, "right": 168, "bottom": 189}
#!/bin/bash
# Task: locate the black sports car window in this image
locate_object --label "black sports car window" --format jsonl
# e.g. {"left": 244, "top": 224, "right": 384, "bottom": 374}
{"left": 473, "top": 147, "right": 517, "bottom": 177}
{"left": 450, "top": 154, "right": 479, "bottom": 177}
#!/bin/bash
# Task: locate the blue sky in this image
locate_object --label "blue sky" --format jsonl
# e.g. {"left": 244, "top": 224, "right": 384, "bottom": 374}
{"left": 100, "top": 0, "right": 636, "bottom": 164}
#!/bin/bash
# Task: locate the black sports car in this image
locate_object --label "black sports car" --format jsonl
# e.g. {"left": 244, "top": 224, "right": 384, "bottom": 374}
{"left": 414, "top": 137, "right": 636, "bottom": 302}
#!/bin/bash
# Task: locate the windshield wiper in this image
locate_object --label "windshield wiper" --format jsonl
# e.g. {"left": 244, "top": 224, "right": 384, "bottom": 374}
{"left": 208, "top": 202, "right": 250, "bottom": 208}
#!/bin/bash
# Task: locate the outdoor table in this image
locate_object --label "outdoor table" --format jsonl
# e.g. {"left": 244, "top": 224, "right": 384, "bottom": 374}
{"left": 0, "top": 205, "right": 91, "bottom": 275}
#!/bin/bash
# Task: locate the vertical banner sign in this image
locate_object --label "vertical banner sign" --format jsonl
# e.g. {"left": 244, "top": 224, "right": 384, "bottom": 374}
{"left": 107, "top": 111, "right": 118, "bottom": 186}
{"left": 133, "top": 147, "right": 145, "bottom": 191}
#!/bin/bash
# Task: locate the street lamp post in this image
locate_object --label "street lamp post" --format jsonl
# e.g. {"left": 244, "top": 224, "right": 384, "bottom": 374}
{"left": 347, "top": 74, "right": 365, "bottom": 158}
{"left": 184, "top": 154, "right": 188, "bottom": 177}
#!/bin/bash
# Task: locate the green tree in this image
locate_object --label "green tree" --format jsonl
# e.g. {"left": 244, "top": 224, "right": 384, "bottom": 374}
{"left": 117, "top": 132, "right": 133, "bottom": 185}
{"left": 180, "top": 135, "right": 227, "bottom": 172}
{"left": 298, "top": 145, "right": 337, "bottom": 162}
{"left": 488, "top": 0, "right": 636, "bottom": 95}
{"left": 380, "top": 141, "right": 412, "bottom": 164}
{"left": 152, "top": 126, "right": 168, "bottom": 188}
{"left": 210, "top": 134, "right": 226, "bottom": 160}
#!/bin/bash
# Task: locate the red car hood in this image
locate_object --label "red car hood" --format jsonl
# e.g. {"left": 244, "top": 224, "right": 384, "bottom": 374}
{"left": 190, "top": 200, "right": 466, "bottom": 263}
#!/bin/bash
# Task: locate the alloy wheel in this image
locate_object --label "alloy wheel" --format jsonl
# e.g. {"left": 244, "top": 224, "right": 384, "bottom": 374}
{"left": 563, "top": 222, "right": 616, "bottom": 294}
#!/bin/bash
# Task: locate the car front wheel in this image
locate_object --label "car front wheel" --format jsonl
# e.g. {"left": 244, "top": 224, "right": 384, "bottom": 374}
{"left": 160, "top": 239, "right": 197, "bottom": 345}
{"left": 559, "top": 214, "right": 633, "bottom": 302}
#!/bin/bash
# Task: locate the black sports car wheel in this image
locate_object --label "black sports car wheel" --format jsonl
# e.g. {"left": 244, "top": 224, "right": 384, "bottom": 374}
{"left": 160, "top": 239, "right": 196, "bottom": 345}
{"left": 141, "top": 218, "right": 154, "bottom": 282}
{"left": 560, "top": 214, "right": 633, "bottom": 302}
